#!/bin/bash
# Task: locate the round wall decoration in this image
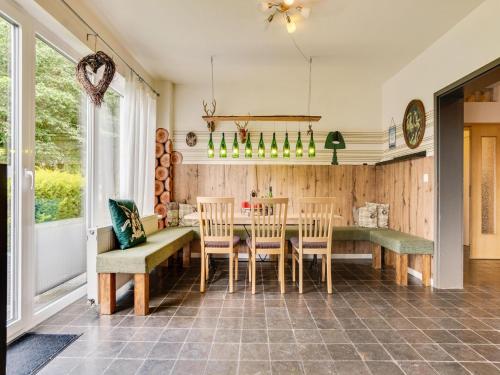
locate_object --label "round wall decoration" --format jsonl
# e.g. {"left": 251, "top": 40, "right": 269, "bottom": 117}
{"left": 402, "top": 99, "right": 426, "bottom": 149}
{"left": 186, "top": 132, "right": 197, "bottom": 147}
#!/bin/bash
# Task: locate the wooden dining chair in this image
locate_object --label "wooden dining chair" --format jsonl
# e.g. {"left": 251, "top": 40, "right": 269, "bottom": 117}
{"left": 291, "top": 197, "right": 335, "bottom": 294}
{"left": 247, "top": 197, "right": 288, "bottom": 294}
{"left": 197, "top": 197, "right": 240, "bottom": 293}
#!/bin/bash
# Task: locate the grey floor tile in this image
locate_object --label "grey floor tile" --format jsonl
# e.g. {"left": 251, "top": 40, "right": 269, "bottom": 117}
{"left": 440, "top": 343, "right": 485, "bottom": 361}
{"left": 38, "top": 357, "right": 81, "bottom": 375}
{"left": 179, "top": 342, "right": 211, "bottom": 360}
{"left": 70, "top": 358, "right": 113, "bottom": 374}
{"left": 136, "top": 359, "right": 175, "bottom": 375}
{"left": 429, "top": 362, "right": 470, "bottom": 375}
{"left": 148, "top": 342, "right": 183, "bottom": 360}
{"left": 411, "top": 343, "right": 454, "bottom": 361}
{"left": 397, "top": 361, "right": 438, "bottom": 375}
{"left": 326, "top": 344, "right": 361, "bottom": 360}
{"left": 461, "top": 362, "right": 500, "bottom": 375}
{"left": 206, "top": 360, "right": 238, "bottom": 375}
{"left": 210, "top": 342, "right": 240, "bottom": 360}
{"left": 240, "top": 343, "right": 270, "bottom": 361}
{"left": 269, "top": 343, "right": 300, "bottom": 361}
{"left": 383, "top": 343, "right": 422, "bottom": 361}
{"left": 118, "top": 341, "right": 154, "bottom": 359}
{"left": 104, "top": 359, "right": 143, "bottom": 375}
{"left": 297, "top": 343, "right": 331, "bottom": 360}
{"left": 365, "top": 361, "right": 405, "bottom": 375}
{"left": 355, "top": 343, "right": 392, "bottom": 361}
{"left": 171, "top": 360, "right": 207, "bottom": 375}
{"left": 268, "top": 330, "right": 295, "bottom": 343}
{"left": 333, "top": 360, "right": 370, "bottom": 375}
{"left": 238, "top": 361, "right": 271, "bottom": 375}
{"left": 271, "top": 361, "right": 304, "bottom": 375}
{"left": 302, "top": 361, "right": 335, "bottom": 375}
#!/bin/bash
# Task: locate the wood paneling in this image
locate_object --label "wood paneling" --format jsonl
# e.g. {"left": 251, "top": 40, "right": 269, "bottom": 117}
{"left": 173, "top": 160, "right": 434, "bottom": 266}
{"left": 173, "top": 164, "right": 376, "bottom": 224}
{"left": 375, "top": 156, "right": 434, "bottom": 272}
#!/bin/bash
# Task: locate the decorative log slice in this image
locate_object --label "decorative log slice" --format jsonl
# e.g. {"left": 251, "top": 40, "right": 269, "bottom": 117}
{"left": 159, "top": 153, "right": 171, "bottom": 167}
{"left": 155, "top": 204, "right": 167, "bottom": 218}
{"left": 160, "top": 191, "right": 171, "bottom": 204}
{"left": 165, "top": 139, "right": 173, "bottom": 153}
{"left": 164, "top": 177, "right": 173, "bottom": 192}
{"left": 155, "top": 180, "right": 164, "bottom": 196}
{"left": 155, "top": 166, "right": 168, "bottom": 181}
{"left": 171, "top": 151, "right": 183, "bottom": 165}
{"left": 155, "top": 142, "right": 164, "bottom": 158}
{"left": 156, "top": 128, "right": 169, "bottom": 143}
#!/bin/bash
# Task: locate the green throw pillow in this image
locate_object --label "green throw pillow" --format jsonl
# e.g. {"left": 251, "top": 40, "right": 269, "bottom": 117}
{"left": 108, "top": 199, "right": 147, "bottom": 249}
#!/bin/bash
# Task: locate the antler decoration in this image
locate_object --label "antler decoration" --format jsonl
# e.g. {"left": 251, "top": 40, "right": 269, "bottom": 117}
{"left": 202, "top": 99, "right": 216, "bottom": 132}
{"left": 235, "top": 120, "right": 249, "bottom": 143}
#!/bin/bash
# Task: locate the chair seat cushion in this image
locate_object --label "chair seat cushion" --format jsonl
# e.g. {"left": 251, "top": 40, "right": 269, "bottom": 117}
{"left": 246, "top": 237, "right": 280, "bottom": 249}
{"left": 205, "top": 236, "right": 240, "bottom": 248}
{"left": 290, "top": 237, "right": 328, "bottom": 249}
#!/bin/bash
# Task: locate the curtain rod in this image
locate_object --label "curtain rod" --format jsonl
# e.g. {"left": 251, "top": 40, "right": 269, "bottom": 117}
{"left": 60, "top": 0, "right": 160, "bottom": 97}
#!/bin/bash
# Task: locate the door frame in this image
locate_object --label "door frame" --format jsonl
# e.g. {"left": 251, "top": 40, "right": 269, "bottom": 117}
{"left": 434, "top": 58, "right": 500, "bottom": 289}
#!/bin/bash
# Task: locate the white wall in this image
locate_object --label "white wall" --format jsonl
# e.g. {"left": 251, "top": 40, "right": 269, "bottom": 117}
{"left": 173, "top": 63, "right": 384, "bottom": 164}
{"left": 382, "top": 0, "right": 500, "bottom": 160}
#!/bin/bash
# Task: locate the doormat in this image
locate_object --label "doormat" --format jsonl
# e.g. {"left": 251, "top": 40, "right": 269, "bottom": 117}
{"left": 7, "top": 333, "right": 79, "bottom": 375}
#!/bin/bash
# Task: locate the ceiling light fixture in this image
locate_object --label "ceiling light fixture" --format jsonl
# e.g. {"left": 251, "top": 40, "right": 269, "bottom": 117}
{"left": 262, "top": 1, "right": 311, "bottom": 34}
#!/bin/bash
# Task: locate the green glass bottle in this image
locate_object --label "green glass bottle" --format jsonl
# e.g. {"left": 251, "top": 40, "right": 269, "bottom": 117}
{"left": 207, "top": 132, "right": 215, "bottom": 158}
{"left": 232, "top": 132, "right": 239, "bottom": 158}
{"left": 219, "top": 132, "right": 227, "bottom": 158}
{"left": 296, "top": 131, "right": 303, "bottom": 157}
{"left": 258, "top": 132, "right": 265, "bottom": 158}
{"left": 270, "top": 132, "right": 278, "bottom": 158}
{"left": 245, "top": 132, "right": 252, "bottom": 158}
{"left": 308, "top": 132, "right": 316, "bottom": 157}
{"left": 283, "top": 132, "right": 290, "bottom": 158}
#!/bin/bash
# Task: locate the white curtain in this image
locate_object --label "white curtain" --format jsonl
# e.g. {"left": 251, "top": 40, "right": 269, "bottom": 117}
{"left": 120, "top": 72, "right": 156, "bottom": 215}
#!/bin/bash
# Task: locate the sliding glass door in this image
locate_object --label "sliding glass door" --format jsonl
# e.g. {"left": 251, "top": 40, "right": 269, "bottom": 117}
{"left": 33, "top": 38, "right": 87, "bottom": 311}
{"left": 0, "top": 14, "right": 19, "bottom": 327}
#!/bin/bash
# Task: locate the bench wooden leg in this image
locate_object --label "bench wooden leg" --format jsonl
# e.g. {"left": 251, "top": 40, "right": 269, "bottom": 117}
{"left": 395, "top": 253, "right": 408, "bottom": 286}
{"left": 384, "top": 250, "right": 394, "bottom": 267}
{"left": 372, "top": 244, "right": 382, "bottom": 269}
{"left": 134, "top": 273, "right": 150, "bottom": 316}
{"left": 183, "top": 242, "right": 191, "bottom": 268}
{"left": 422, "top": 254, "right": 432, "bottom": 287}
{"left": 99, "top": 273, "right": 116, "bottom": 315}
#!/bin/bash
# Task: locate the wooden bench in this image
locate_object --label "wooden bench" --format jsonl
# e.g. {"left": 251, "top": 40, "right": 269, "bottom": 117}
{"left": 334, "top": 227, "right": 433, "bottom": 286}
{"left": 96, "top": 218, "right": 193, "bottom": 316}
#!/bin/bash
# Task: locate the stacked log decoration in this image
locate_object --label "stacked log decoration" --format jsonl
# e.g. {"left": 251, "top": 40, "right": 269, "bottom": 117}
{"left": 155, "top": 128, "right": 173, "bottom": 229}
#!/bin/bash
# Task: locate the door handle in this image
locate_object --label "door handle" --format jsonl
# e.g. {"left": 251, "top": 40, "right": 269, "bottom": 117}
{"left": 24, "top": 169, "right": 34, "bottom": 190}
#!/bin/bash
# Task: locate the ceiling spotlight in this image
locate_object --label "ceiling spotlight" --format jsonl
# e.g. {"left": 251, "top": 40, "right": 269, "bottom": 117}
{"left": 264, "top": 1, "right": 310, "bottom": 33}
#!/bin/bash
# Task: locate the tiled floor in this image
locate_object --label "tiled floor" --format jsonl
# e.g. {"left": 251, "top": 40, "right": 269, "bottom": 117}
{"left": 34, "top": 258, "right": 500, "bottom": 375}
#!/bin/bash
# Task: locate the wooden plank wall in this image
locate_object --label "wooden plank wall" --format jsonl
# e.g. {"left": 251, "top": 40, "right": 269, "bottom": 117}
{"left": 173, "top": 164, "right": 377, "bottom": 254}
{"left": 173, "top": 164, "right": 376, "bottom": 223}
{"left": 375, "top": 156, "right": 434, "bottom": 272}
{"left": 172, "top": 159, "right": 434, "bottom": 266}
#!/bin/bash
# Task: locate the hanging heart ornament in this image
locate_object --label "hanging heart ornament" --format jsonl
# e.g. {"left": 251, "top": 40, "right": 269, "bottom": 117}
{"left": 76, "top": 51, "right": 116, "bottom": 106}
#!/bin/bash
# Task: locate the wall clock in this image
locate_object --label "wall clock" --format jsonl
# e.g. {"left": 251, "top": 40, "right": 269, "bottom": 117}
{"left": 402, "top": 99, "right": 426, "bottom": 149}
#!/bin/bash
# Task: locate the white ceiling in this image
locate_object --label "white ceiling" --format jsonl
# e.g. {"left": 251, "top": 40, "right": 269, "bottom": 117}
{"left": 83, "top": 0, "right": 484, "bottom": 85}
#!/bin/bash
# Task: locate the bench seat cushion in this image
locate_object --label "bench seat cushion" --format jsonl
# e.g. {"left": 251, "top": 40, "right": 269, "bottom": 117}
{"left": 370, "top": 229, "right": 433, "bottom": 255}
{"left": 332, "top": 226, "right": 374, "bottom": 241}
{"left": 97, "top": 227, "right": 194, "bottom": 274}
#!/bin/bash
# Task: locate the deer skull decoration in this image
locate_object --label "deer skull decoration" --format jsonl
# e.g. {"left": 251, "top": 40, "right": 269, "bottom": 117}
{"left": 202, "top": 99, "right": 216, "bottom": 132}
{"left": 235, "top": 120, "right": 249, "bottom": 143}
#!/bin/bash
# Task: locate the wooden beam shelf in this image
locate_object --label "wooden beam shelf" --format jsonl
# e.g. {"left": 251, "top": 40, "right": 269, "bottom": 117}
{"left": 202, "top": 115, "right": 322, "bottom": 122}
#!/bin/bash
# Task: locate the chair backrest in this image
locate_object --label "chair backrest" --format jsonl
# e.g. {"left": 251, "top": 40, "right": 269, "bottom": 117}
{"left": 298, "top": 197, "right": 335, "bottom": 248}
{"left": 250, "top": 197, "right": 288, "bottom": 247}
{"left": 197, "top": 197, "right": 234, "bottom": 246}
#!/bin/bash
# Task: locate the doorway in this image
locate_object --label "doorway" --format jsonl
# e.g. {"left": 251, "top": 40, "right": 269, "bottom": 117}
{"left": 435, "top": 60, "right": 500, "bottom": 289}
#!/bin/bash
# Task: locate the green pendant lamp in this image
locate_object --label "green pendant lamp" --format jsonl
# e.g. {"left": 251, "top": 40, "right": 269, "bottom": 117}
{"left": 245, "top": 132, "right": 252, "bottom": 158}
{"left": 207, "top": 132, "right": 215, "bottom": 158}
{"left": 270, "top": 132, "right": 278, "bottom": 158}
{"left": 283, "top": 132, "right": 290, "bottom": 158}
{"left": 308, "top": 132, "right": 316, "bottom": 158}
{"left": 219, "top": 132, "right": 227, "bottom": 158}
{"left": 232, "top": 132, "right": 239, "bottom": 158}
{"left": 296, "top": 131, "right": 303, "bottom": 157}
{"left": 324, "top": 131, "right": 346, "bottom": 165}
{"left": 258, "top": 132, "right": 265, "bottom": 158}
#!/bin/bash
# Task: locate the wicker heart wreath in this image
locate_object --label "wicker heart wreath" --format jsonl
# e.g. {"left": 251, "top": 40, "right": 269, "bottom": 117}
{"left": 76, "top": 51, "right": 116, "bottom": 106}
